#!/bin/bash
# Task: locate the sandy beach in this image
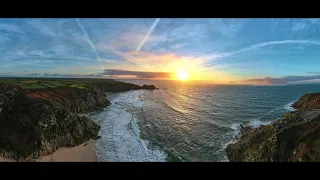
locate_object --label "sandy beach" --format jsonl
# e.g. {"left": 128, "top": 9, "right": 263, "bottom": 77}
{"left": 0, "top": 139, "right": 97, "bottom": 162}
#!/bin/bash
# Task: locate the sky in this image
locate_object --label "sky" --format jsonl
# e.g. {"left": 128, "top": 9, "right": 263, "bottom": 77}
{"left": 1, "top": 18, "right": 320, "bottom": 85}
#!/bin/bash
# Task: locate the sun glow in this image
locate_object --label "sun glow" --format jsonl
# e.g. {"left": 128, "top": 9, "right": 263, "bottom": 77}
{"left": 177, "top": 68, "right": 190, "bottom": 81}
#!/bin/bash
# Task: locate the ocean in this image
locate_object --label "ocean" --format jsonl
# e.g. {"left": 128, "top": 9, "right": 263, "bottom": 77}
{"left": 89, "top": 80, "right": 320, "bottom": 162}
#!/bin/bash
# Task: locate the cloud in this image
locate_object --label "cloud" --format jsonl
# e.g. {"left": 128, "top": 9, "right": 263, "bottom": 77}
{"left": 0, "top": 23, "right": 24, "bottom": 34}
{"left": 212, "top": 18, "right": 250, "bottom": 38}
{"left": 167, "top": 19, "right": 250, "bottom": 41}
{"left": 271, "top": 18, "right": 276, "bottom": 33}
{"left": 102, "top": 69, "right": 173, "bottom": 79}
{"left": 136, "top": 18, "right": 161, "bottom": 51}
{"left": 242, "top": 77, "right": 287, "bottom": 85}
{"left": 2, "top": 18, "right": 320, "bottom": 83}
{"left": 28, "top": 73, "right": 40, "bottom": 76}
{"left": 27, "top": 19, "right": 58, "bottom": 37}
{"left": 307, "top": 72, "right": 320, "bottom": 74}
{"left": 309, "top": 18, "right": 319, "bottom": 24}
{"left": 76, "top": 18, "right": 104, "bottom": 70}
{"left": 292, "top": 22, "right": 306, "bottom": 33}
{"left": 242, "top": 74, "right": 320, "bottom": 85}
{"left": 97, "top": 32, "right": 146, "bottom": 51}
{"left": 0, "top": 35, "right": 10, "bottom": 44}
{"left": 198, "top": 40, "right": 320, "bottom": 61}
{"left": 0, "top": 72, "right": 12, "bottom": 75}
{"left": 16, "top": 50, "right": 26, "bottom": 57}
{"left": 171, "top": 43, "right": 187, "bottom": 49}
{"left": 97, "top": 30, "right": 168, "bottom": 54}
{"left": 33, "top": 73, "right": 103, "bottom": 78}
{"left": 28, "top": 50, "right": 46, "bottom": 57}
{"left": 285, "top": 75, "right": 320, "bottom": 82}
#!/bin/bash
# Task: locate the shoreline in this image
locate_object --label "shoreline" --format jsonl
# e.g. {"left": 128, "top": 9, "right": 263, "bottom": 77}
{"left": 0, "top": 139, "right": 97, "bottom": 162}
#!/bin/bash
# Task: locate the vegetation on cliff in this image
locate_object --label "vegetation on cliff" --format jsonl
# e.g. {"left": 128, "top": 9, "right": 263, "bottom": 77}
{"left": 291, "top": 93, "right": 320, "bottom": 110}
{"left": 0, "top": 78, "right": 157, "bottom": 161}
{"left": 226, "top": 93, "right": 320, "bottom": 162}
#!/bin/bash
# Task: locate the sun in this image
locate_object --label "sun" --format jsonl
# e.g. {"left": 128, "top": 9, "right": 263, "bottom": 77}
{"left": 177, "top": 68, "right": 190, "bottom": 81}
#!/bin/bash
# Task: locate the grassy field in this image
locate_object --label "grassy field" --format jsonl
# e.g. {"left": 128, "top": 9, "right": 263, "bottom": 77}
{"left": 0, "top": 77, "right": 116, "bottom": 90}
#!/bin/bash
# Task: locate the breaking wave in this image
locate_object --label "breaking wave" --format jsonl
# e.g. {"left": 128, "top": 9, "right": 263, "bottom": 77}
{"left": 91, "top": 90, "right": 167, "bottom": 162}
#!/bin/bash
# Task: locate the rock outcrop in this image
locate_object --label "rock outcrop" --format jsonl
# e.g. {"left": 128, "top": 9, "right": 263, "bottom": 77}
{"left": 226, "top": 93, "right": 320, "bottom": 162}
{"left": 25, "top": 87, "right": 111, "bottom": 114}
{"left": 0, "top": 80, "right": 157, "bottom": 161}
{"left": 141, "top": 84, "right": 157, "bottom": 90}
{"left": 87, "top": 82, "right": 157, "bottom": 92}
{"left": 291, "top": 93, "right": 320, "bottom": 110}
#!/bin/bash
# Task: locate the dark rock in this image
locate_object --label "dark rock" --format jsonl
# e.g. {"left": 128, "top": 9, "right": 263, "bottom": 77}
{"left": 291, "top": 93, "right": 320, "bottom": 110}
{"left": 25, "top": 86, "right": 111, "bottom": 114}
{"left": 0, "top": 84, "right": 104, "bottom": 161}
{"left": 226, "top": 125, "right": 277, "bottom": 162}
{"left": 226, "top": 92, "right": 320, "bottom": 162}
{"left": 93, "top": 136, "right": 101, "bottom": 140}
{"left": 0, "top": 85, "right": 101, "bottom": 161}
{"left": 0, "top": 80, "right": 158, "bottom": 161}
{"left": 86, "top": 81, "right": 157, "bottom": 92}
{"left": 141, "top": 84, "right": 156, "bottom": 90}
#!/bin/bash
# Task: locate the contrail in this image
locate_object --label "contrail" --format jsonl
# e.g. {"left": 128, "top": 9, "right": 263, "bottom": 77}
{"left": 196, "top": 40, "right": 320, "bottom": 61}
{"left": 76, "top": 18, "right": 104, "bottom": 70}
{"left": 136, "top": 18, "right": 160, "bottom": 52}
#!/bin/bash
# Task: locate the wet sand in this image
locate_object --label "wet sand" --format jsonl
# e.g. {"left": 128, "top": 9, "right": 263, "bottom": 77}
{"left": 0, "top": 139, "right": 97, "bottom": 162}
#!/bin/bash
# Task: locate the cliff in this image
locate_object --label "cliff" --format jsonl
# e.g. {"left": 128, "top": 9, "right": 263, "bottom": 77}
{"left": 0, "top": 79, "right": 157, "bottom": 161}
{"left": 226, "top": 93, "right": 320, "bottom": 162}
{"left": 291, "top": 93, "right": 320, "bottom": 110}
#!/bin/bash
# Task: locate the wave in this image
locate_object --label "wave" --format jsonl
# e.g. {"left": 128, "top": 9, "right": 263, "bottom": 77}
{"left": 257, "top": 105, "right": 283, "bottom": 120}
{"left": 220, "top": 123, "right": 242, "bottom": 151}
{"left": 169, "top": 90, "right": 207, "bottom": 101}
{"left": 248, "top": 119, "right": 270, "bottom": 128}
{"left": 158, "top": 99, "right": 189, "bottom": 115}
{"left": 92, "top": 90, "right": 167, "bottom": 162}
{"left": 230, "top": 123, "right": 241, "bottom": 130}
{"left": 284, "top": 101, "right": 295, "bottom": 111}
{"left": 221, "top": 103, "right": 286, "bottom": 154}
{"left": 222, "top": 100, "right": 296, "bottom": 152}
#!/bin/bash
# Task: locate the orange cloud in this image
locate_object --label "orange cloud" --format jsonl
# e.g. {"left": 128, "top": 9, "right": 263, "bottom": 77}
{"left": 106, "top": 51, "right": 233, "bottom": 82}
{"left": 94, "top": 31, "right": 233, "bottom": 83}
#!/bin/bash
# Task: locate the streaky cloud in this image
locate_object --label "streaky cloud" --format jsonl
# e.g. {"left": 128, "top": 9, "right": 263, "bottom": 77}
{"left": 136, "top": 18, "right": 161, "bottom": 52}
{"left": 242, "top": 74, "right": 320, "bottom": 85}
{"left": 197, "top": 40, "right": 320, "bottom": 61}
{"left": 33, "top": 73, "right": 104, "bottom": 78}
{"left": 308, "top": 72, "right": 320, "bottom": 74}
{"left": 103, "top": 69, "right": 172, "bottom": 79}
{"left": 76, "top": 18, "right": 104, "bottom": 70}
{"left": 28, "top": 73, "right": 40, "bottom": 76}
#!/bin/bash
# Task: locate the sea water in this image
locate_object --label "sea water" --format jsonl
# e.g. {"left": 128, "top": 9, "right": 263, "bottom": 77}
{"left": 90, "top": 80, "right": 320, "bottom": 162}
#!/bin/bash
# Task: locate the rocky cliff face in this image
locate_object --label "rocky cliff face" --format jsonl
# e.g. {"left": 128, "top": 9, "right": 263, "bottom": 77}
{"left": 87, "top": 82, "right": 157, "bottom": 92}
{"left": 226, "top": 93, "right": 320, "bottom": 162}
{"left": 0, "top": 81, "right": 157, "bottom": 161}
{"left": 291, "top": 93, "right": 320, "bottom": 110}
{"left": 0, "top": 85, "right": 101, "bottom": 161}
{"left": 26, "top": 87, "right": 111, "bottom": 114}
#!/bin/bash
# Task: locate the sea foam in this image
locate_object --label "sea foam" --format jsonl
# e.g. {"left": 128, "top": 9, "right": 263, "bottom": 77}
{"left": 284, "top": 101, "right": 295, "bottom": 111}
{"left": 91, "top": 90, "right": 167, "bottom": 162}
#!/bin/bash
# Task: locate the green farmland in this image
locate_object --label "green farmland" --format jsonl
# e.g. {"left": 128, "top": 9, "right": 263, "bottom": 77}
{"left": 0, "top": 77, "right": 115, "bottom": 90}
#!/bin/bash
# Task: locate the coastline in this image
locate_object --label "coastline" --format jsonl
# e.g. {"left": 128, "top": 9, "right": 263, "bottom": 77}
{"left": 226, "top": 93, "right": 320, "bottom": 162}
{"left": 0, "top": 139, "right": 97, "bottom": 162}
